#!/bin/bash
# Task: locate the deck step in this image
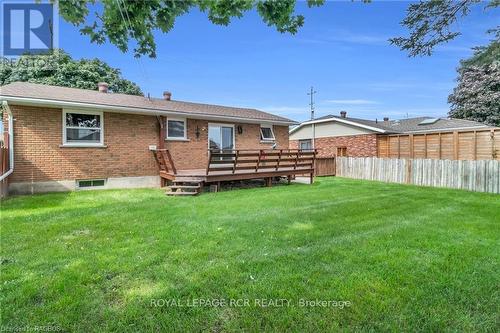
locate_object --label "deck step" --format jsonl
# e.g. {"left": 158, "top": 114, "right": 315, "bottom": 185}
{"left": 165, "top": 179, "right": 203, "bottom": 196}
{"left": 168, "top": 185, "right": 200, "bottom": 189}
{"left": 167, "top": 191, "right": 198, "bottom": 196}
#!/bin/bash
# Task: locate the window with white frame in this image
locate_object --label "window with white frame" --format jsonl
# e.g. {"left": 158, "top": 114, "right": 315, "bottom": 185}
{"left": 299, "top": 139, "right": 312, "bottom": 150}
{"left": 260, "top": 125, "right": 275, "bottom": 141}
{"left": 63, "top": 110, "right": 103, "bottom": 146}
{"left": 166, "top": 118, "right": 187, "bottom": 140}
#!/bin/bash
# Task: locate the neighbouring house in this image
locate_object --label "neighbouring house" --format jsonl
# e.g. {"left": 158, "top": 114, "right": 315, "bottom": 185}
{"left": 290, "top": 111, "right": 499, "bottom": 160}
{"left": 0, "top": 82, "right": 317, "bottom": 195}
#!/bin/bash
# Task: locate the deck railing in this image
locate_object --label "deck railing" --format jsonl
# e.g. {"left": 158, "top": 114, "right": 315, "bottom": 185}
{"left": 206, "top": 149, "right": 317, "bottom": 175}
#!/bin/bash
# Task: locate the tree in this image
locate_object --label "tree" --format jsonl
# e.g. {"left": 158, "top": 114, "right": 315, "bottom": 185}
{"left": 448, "top": 43, "right": 500, "bottom": 126}
{"left": 390, "top": 0, "right": 499, "bottom": 57}
{"left": 0, "top": 50, "right": 143, "bottom": 95}
{"left": 57, "top": 0, "right": 325, "bottom": 58}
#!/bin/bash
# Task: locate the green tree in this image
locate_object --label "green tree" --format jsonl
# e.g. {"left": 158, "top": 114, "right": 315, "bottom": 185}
{"left": 390, "top": 0, "right": 499, "bottom": 57}
{"left": 448, "top": 41, "right": 500, "bottom": 126}
{"left": 0, "top": 50, "right": 143, "bottom": 95}
{"left": 57, "top": 0, "right": 325, "bottom": 58}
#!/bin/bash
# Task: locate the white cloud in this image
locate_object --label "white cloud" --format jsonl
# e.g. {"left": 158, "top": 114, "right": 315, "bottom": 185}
{"left": 323, "top": 99, "right": 379, "bottom": 105}
{"left": 298, "top": 30, "right": 390, "bottom": 46}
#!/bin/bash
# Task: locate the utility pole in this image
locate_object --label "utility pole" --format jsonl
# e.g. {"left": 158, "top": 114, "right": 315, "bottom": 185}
{"left": 307, "top": 86, "right": 317, "bottom": 150}
{"left": 307, "top": 86, "right": 317, "bottom": 120}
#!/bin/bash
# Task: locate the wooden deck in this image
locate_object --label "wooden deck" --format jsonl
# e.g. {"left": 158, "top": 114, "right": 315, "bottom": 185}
{"left": 154, "top": 149, "right": 317, "bottom": 186}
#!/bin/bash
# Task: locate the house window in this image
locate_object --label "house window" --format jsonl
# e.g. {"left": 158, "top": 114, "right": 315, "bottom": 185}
{"left": 299, "top": 139, "right": 312, "bottom": 150}
{"left": 76, "top": 179, "right": 106, "bottom": 188}
{"left": 166, "top": 118, "right": 187, "bottom": 140}
{"left": 260, "top": 125, "right": 275, "bottom": 141}
{"left": 337, "top": 147, "right": 347, "bottom": 157}
{"left": 63, "top": 110, "right": 103, "bottom": 146}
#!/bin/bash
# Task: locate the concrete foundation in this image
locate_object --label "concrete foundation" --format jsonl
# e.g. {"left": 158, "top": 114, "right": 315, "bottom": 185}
{"left": 9, "top": 176, "right": 161, "bottom": 195}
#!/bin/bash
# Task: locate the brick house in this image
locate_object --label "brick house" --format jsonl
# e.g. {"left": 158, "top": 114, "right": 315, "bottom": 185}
{"left": 290, "top": 111, "right": 490, "bottom": 158}
{"left": 1, "top": 82, "right": 297, "bottom": 194}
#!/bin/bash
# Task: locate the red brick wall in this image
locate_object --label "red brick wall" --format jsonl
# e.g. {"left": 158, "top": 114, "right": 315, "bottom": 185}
{"left": 8, "top": 105, "right": 160, "bottom": 183}
{"left": 166, "top": 119, "right": 289, "bottom": 170}
{"left": 6, "top": 105, "right": 290, "bottom": 182}
{"left": 290, "top": 134, "right": 378, "bottom": 158}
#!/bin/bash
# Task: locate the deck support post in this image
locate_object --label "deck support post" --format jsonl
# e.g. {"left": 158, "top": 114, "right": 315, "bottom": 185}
{"left": 287, "top": 175, "right": 291, "bottom": 185}
{"left": 266, "top": 177, "right": 272, "bottom": 187}
{"left": 310, "top": 172, "right": 314, "bottom": 185}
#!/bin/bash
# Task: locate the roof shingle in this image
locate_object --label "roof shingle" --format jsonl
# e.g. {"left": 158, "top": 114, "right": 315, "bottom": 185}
{"left": 0, "top": 82, "right": 295, "bottom": 124}
{"left": 313, "top": 114, "right": 489, "bottom": 133}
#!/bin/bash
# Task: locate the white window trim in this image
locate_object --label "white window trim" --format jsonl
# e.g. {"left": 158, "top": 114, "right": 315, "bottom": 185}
{"left": 166, "top": 118, "right": 188, "bottom": 141}
{"left": 208, "top": 123, "right": 236, "bottom": 152}
{"left": 62, "top": 109, "right": 104, "bottom": 147}
{"left": 260, "top": 124, "right": 275, "bottom": 141}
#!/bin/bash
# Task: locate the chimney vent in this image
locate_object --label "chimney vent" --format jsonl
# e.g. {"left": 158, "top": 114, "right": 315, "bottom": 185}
{"left": 97, "top": 82, "right": 109, "bottom": 93}
{"left": 383, "top": 117, "right": 389, "bottom": 122}
{"left": 340, "top": 111, "right": 347, "bottom": 118}
{"left": 163, "top": 91, "right": 172, "bottom": 101}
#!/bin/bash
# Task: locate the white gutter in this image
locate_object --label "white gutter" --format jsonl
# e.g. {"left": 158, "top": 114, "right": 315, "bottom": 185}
{"left": 289, "top": 117, "right": 387, "bottom": 134}
{"left": 0, "top": 101, "right": 14, "bottom": 181}
{"left": 0, "top": 95, "right": 298, "bottom": 126}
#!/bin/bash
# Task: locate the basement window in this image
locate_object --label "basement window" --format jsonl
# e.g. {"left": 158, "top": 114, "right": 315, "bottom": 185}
{"left": 260, "top": 125, "right": 275, "bottom": 141}
{"left": 77, "top": 179, "right": 106, "bottom": 188}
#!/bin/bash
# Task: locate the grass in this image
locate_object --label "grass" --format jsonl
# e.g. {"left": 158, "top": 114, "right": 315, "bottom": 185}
{"left": 1, "top": 177, "right": 499, "bottom": 332}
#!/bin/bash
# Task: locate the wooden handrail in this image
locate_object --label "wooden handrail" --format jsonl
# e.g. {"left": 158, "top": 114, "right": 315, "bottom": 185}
{"left": 206, "top": 148, "right": 317, "bottom": 175}
{"left": 152, "top": 149, "right": 177, "bottom": 175}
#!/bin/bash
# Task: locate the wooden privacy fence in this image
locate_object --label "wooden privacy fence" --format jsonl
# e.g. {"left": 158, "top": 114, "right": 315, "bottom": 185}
{"left": 336, "top": 156, "right": 500, "bottom": 194}
{"left": 315, "top": 157, "right": 336, "bottom": 176}
{"left": 378, "top": 128, "right": 500, "bottom": 160}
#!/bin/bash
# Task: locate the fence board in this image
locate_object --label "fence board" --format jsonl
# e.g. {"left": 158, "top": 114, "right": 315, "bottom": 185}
{"left": 378, "top": 128, "right": 500, "bottom": 161}
{"left": 315, "top": 157, "right": 336, "bottom": 176}
{"left": 336, "top": 156, "right": 500, "bottom": 194}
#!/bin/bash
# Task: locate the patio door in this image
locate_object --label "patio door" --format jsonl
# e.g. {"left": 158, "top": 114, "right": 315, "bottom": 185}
{"left": 208, "top": 124, "right": 234, "bottom": 153}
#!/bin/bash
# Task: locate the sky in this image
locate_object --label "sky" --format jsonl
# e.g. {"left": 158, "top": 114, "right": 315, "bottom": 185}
{"left": 38, "top": 1, "right": 500, "bottom": 122}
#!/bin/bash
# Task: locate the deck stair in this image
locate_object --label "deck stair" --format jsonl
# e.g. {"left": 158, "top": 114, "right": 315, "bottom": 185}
{"left": 165, "top": 180, "right": 202, "bottom": 196}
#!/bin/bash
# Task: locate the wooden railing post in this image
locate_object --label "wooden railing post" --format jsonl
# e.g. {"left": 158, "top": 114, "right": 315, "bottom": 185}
{"left": 206, "top": 150, "right": 212, "bottom": 176}
{"left": 255, "top": 150, "right": 263, "bottom": 172}
{"left": 276, "top": 149, "right": 282, "bottom": 171}
{"left": 232, "top": 150, "right": 239, "bottom": 174}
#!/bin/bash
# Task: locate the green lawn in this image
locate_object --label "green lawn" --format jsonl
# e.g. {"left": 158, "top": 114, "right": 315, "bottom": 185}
{"left": 1, "top": 177, "right": 499, "bottom": 332}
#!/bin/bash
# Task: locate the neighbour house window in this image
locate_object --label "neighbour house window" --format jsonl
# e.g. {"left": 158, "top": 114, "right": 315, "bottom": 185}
{"left": 337, "top": 147, "right": 347, "bottom": 157}
{"left": 166, "top": 118, "right": 187, "bottom": 140}
{"left": 63, "top": 110, "right": 103, "bottom": 146}
{"left": 260, "top": 125, "right": 275, "bottom": 141}
{"left": 299, "top": 139, "right": 312, "bottom": 150}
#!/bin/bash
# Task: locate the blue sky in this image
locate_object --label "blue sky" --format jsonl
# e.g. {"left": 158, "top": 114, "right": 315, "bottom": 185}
{"left": 56, "top": 2, "right": 499, "bottom": 122}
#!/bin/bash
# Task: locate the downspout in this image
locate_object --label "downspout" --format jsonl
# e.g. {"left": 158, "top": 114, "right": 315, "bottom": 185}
{"left": 0, "top": 101, "right": 14, "bottom": 181}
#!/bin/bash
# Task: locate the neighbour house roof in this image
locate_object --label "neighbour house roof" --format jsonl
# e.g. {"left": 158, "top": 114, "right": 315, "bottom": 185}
{"left": 290, "top": 114, "right": 490, "bottom": 135}
{"left": 0, "top": 82, "right": 296, "bottom": 125}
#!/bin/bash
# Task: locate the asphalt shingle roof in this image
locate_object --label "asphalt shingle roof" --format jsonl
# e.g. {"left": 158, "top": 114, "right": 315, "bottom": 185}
{"left": 315, "top": 114, "right": 489, "bottom": 134}
{"left": 0, "top": 82, "right": 295, "bottom": 124}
